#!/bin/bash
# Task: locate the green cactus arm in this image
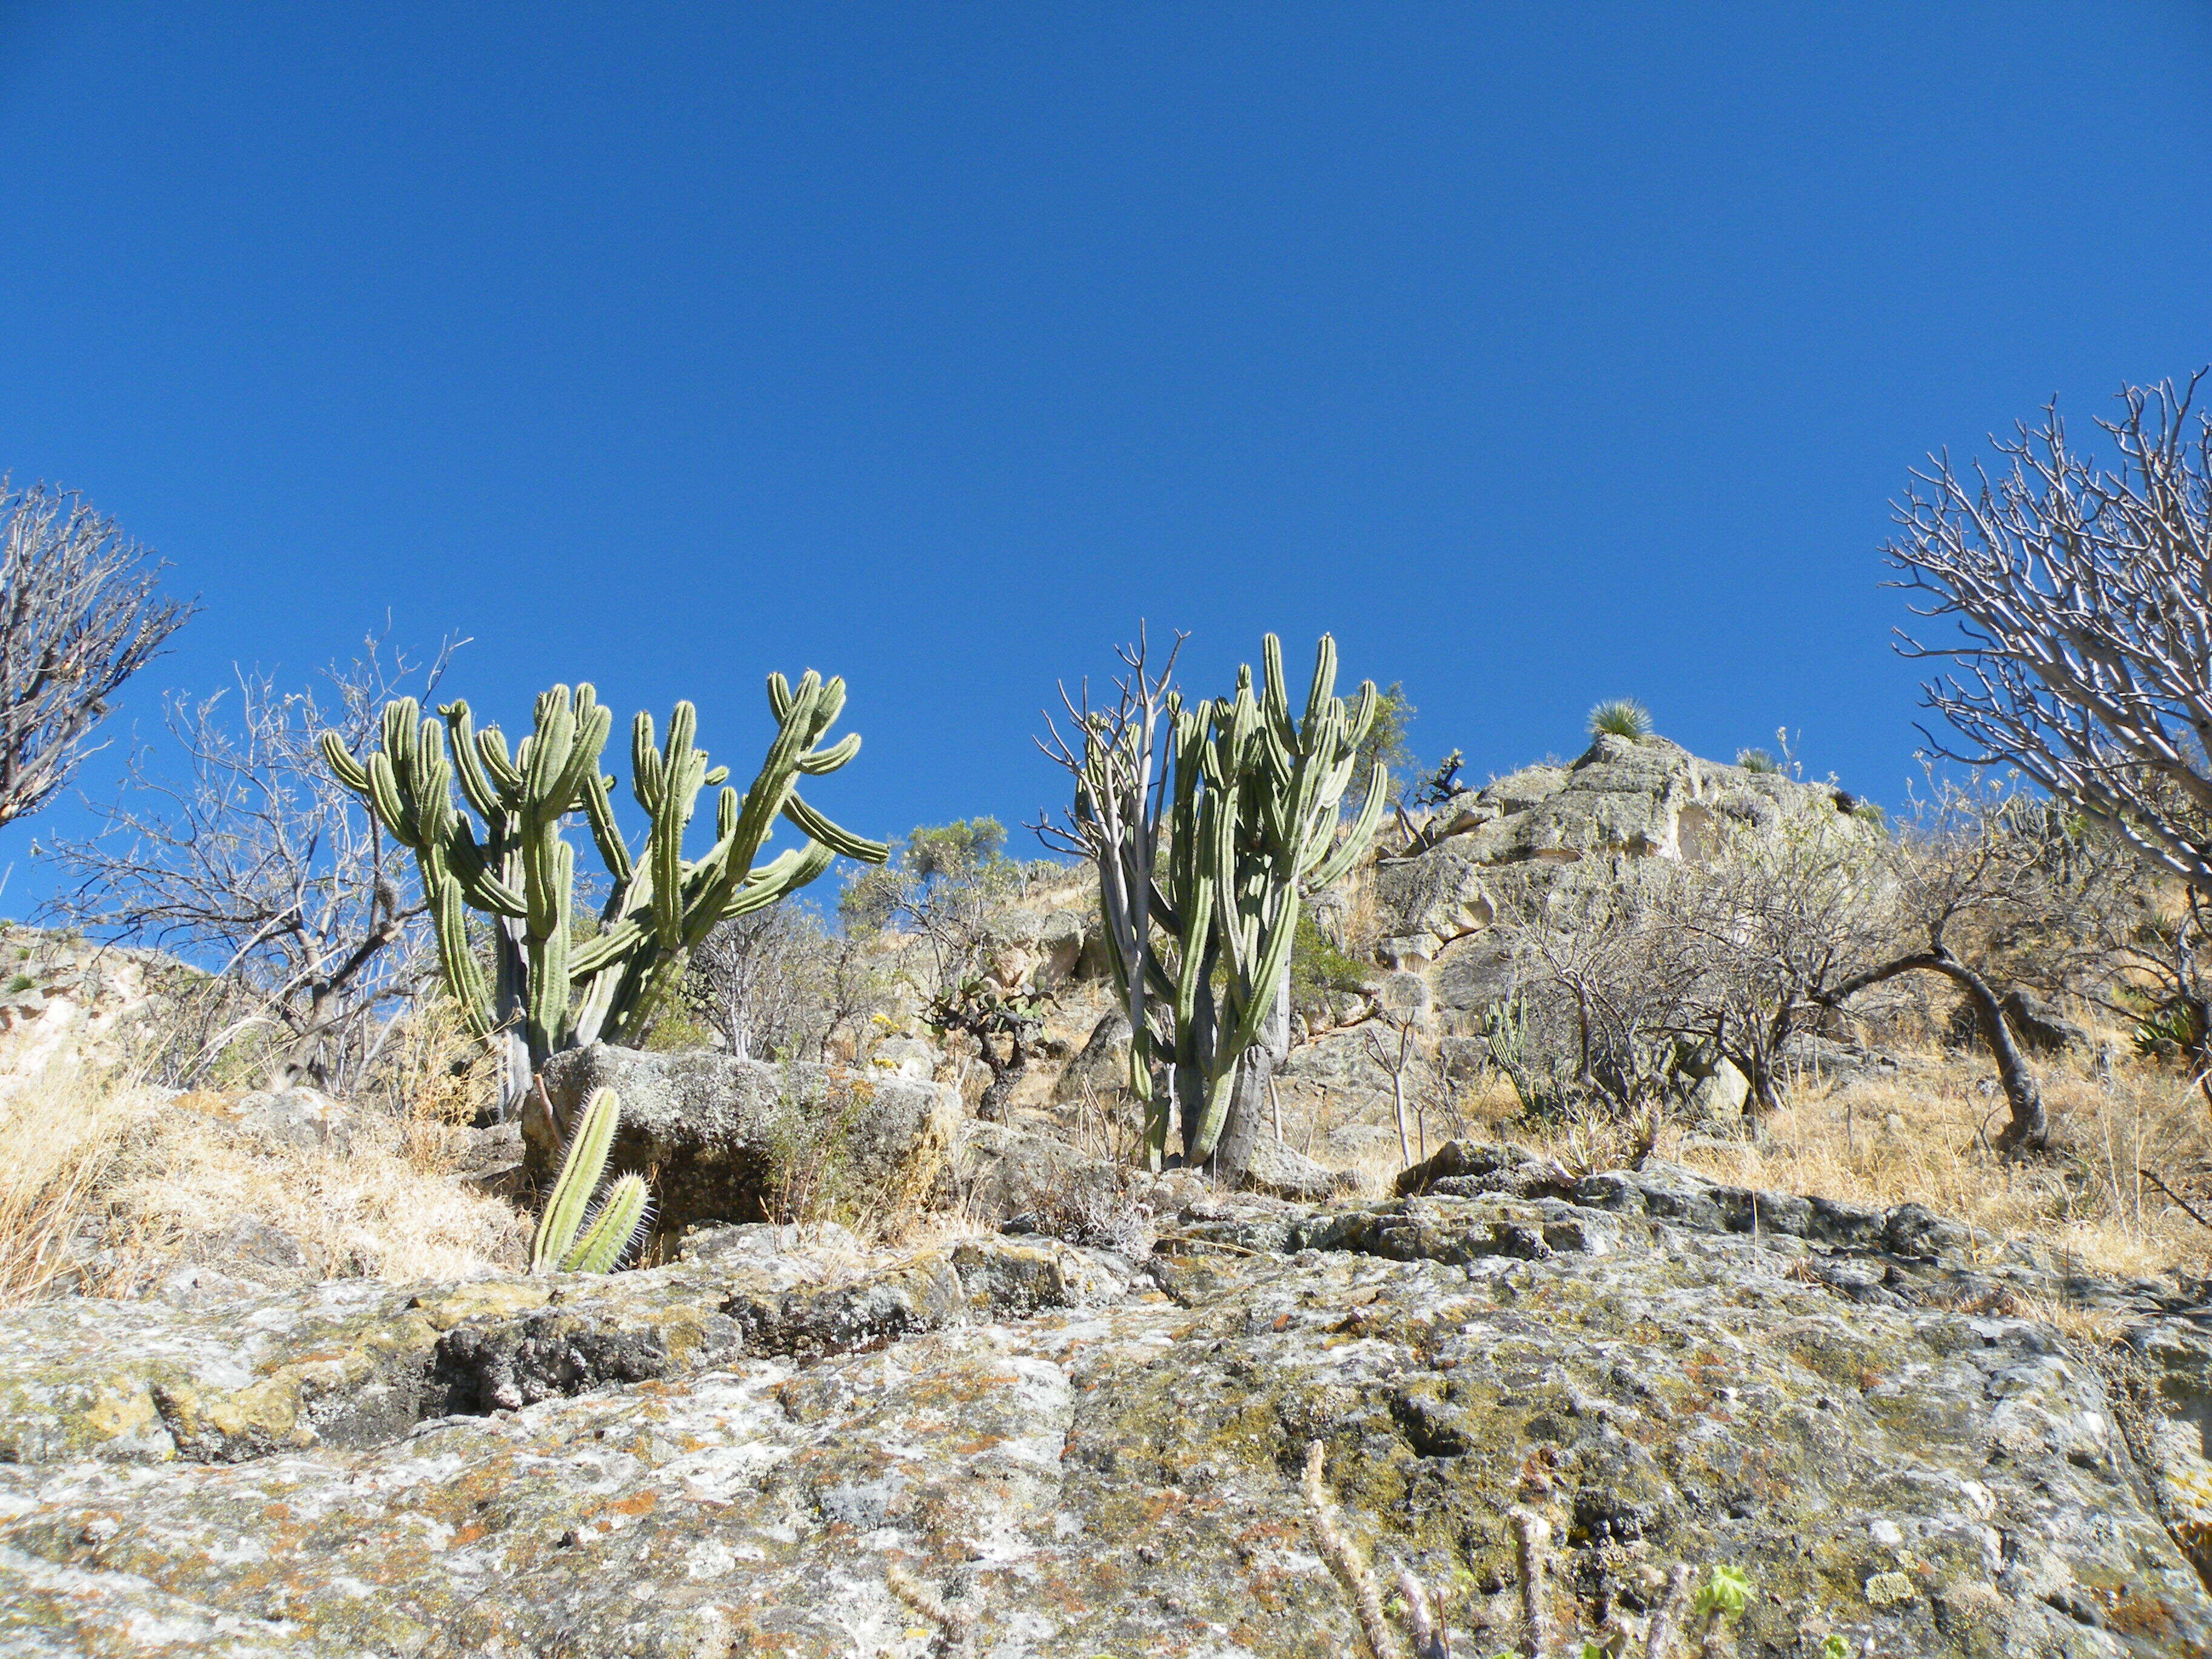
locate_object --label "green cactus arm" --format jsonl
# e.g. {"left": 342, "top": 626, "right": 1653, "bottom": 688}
{"left": 608, "top": 949, "right": 692, "bottom": 1048}
{"left": 319, "top": 730, "right": 372, "bottom": 794}
{"left": 475, "top": 724, "right": 523, "bottom": 793}
{"left": 1306, "top": 762, "right": 1388, "bottom": 890}
{"left": 578, "top": 770, "right": 634, "bottom": 885}
{"left": 521, "top": 686, "right": 577, "bottom": 809}
{"left": 709, "top": 676, "right": 822, "bottom": 886}
{"left": 1299, "top": 634, "right": 1339, "bottom": 744}
{"left": 1205, "top": 779, "right": 1250, "bottom": 985}
{"left": 646, "top": 702, "right": 707, "bottom": 948}
{"left": 520, "top": 802, "right": 565, "bottom": 942}
{"left": 802, "top": 674, "right": 848, "bottom": 743}
{"left": 438, "top": 702, "right": 506, "bottom": 822}
{"left": 563, "top": 1173, "right": 651, "bottom": 1273}
{"left": 1185, "top": 886, "right": 1301, "bottom": 1163}
{"left": 380, "top": 697, "right": 420, "bottom": 776}
{"left": 424, "top": 722, "right": 464, "bottom": 841}
{"left": 631, "top": 709, "right": 666, "bottom": 813}
{"left": 796, "top": 731, "right": 862, "bottom": 775}
{"left": 531, "top": 1086, "right": 622, "bottom": 1273}
{"left": 442, "top": 824, "right": 529, "bottom": 917}
{"left": 365, "top": 752, "right": 418, "bottom": 846}
{"left": 1341, "top": 679, "right": 1379, "bottom": 751}
{"left": 549, "top": 691, "right": 612, "bottom": 810}
{"left": 567, "top": 959, "right": 625, "bottom": 1050}
{"left": 782, "top": 791, "right": 890, "bottom": 863}
{"left": 569, "top": 911, "right": 648, "bottom": 980}
{"left": 712, "top": 839, "right": 837, "bottom": 924}
{"left": 1261, "top": 634, "right": 1298, "bottom": 755}
{"left": 427, "top": 866, "right": 499, "bottom": 1037}
{"left": 522, "top": 837, "right": 574, "bottom": 1058}
{"left": 765, "top": 670, "right": 794, "bottom": 723}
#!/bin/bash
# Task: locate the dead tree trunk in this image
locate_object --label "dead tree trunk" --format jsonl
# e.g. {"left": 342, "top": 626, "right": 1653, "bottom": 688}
{"left": 1823, "top": 949, "right": 2048, "bottom": 1153}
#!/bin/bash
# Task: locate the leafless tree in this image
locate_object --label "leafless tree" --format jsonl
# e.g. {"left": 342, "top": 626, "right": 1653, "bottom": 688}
{"left": 0, "top": 482, "right": 196, "bottom": 828}
{"left": 1490, "top": 866, "right": 1692, "bottom": 1117}
{"left": 1033, "top": 625, "right": 1185, "bottom": 1142}
{"left": 1820, "top": 777, "right": 2054, "bottom": 1153}
{"left": 1889, "top": 374, "right": 2212, "bottom": 894}
{"left": 1654, "top": 816, "right": 1888, "bottom": 1115}
{"left": 40, "top": 635, "right": 454, "bottom": 1091}
{"left": 686, "top": 899, "right": 893, "bottom": 1064}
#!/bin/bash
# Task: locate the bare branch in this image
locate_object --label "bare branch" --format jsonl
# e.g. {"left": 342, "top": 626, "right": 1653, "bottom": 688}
{"left": 1888, "top": 375, "right": 2212, "bottom": 893}
{"left": 0, "top": 481, "right": 197, "bottom": 826}
{"left": 38, "top": 631, "right": 456, "bottom": 1090}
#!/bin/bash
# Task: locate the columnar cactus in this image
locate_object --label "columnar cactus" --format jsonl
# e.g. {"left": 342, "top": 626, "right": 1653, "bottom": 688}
{"left": 1154, "top": 634, "right": 1386, "bottom": 1168}
{"left": 1051, "top": 633, "right": 1387, "bottom": 1172}
{"left": 322, "top": 673, "right": 885, "bottom": 1113}
{"left": 531, "top": 1085, "right": 651, "bottom": 1273}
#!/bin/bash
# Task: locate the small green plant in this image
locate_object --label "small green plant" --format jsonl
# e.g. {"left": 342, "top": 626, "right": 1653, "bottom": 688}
{"left": 1693, "top": 1564, "right": 1751, "bottom": 1621}
{"left": 1290, "top": 911, "right": 1371, "bottom": 1013}
{"left": 1818, "top": 1637, "right": 1851, "bottom": 1659}
{"left": 1588, "top": 699, "right": 1652, "bottom": 740}
{"left": 530, "top": 1086, "right": 651, "bottom": 1273}
{"left": 1736, "top": 746, "right": 1780, "bottom": 774}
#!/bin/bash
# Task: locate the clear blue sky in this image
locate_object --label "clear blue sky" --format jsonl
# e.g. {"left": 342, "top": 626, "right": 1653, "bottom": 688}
{"left": 4, "top": 4, "right": 2210, "bottom": 907}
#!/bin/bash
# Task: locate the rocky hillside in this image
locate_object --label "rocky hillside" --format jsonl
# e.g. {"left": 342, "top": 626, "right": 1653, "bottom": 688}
{"left": 3, "top": 1139, "right": 2210, "bottom": 1656}
{"left": 6, "top": 737, "right": 2212, "bottom": 1656}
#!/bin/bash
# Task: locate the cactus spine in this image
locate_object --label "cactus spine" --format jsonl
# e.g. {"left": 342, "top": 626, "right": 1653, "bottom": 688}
{"left": 1153, "top": 634, "right": 1386, "bottom": 1170}
{"left": 530, "top": 1086, "right": 649, "bottom": 1273}
{"left": 323, "top": 674, "right": 886, "bottom": 1113}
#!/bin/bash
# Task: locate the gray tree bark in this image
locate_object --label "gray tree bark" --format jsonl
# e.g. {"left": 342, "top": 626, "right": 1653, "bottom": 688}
{"left": 1213, "top": 976, "right": 1292, "bottom": 1182}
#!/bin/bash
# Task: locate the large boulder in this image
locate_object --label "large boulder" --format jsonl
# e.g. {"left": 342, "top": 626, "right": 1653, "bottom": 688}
{"left": 531, "top": 1045, "right": 958, "bottom": 1238}
{"left": 1052, "top": 1007, "right": 1131, "bottom": 1103}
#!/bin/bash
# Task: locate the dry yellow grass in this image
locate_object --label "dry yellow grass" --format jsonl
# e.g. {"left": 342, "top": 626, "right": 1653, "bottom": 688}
{"left": 0, "top": 1058, "right": 155, "bottom": 1305}
{"left": 0, "top": 999, "right": 528, "bottom": 1308}
{"left": 1657, "top": 1051, "right": 2212, "bottom": 1281}
{"left": 1272, "top": 1035, "right": 2212, "bottom": 1283}
{"left": 92, "top": 1085, "right": 528, "bottom": 1293}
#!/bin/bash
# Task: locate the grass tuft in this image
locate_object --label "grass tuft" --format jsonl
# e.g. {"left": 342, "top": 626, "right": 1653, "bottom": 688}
{"left": 1588, "top": 699, "right": 1653, "bottom": 740}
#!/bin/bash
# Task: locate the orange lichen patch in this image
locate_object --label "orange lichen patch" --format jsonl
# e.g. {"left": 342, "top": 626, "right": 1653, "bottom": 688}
{"left": 602, "top": 1489, "right": 659, "bottom": 1518}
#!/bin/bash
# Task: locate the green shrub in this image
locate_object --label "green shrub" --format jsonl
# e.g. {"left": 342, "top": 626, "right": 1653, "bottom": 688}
{"left": 1587, "top": 699, "right": 1652, "bottom": 740}
{"left": 1736, "top": 746, "right": 1780, "bottom": 774}
{"left": 1289, "top": 913, "right": 1369, "bottom": 1014}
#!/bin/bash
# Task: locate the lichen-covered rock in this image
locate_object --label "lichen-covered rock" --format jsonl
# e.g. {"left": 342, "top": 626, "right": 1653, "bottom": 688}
{"left": 1, "top": 1175, "right": 2208, "bottom": 1655}
{"left": 1051, "top": 1006, "right": 1131, "bottom": 1104}
{"left": 532, "top": 1044, "right": 959, "bottom": 1238}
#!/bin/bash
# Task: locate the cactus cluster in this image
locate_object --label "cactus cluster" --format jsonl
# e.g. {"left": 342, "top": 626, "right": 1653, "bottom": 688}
{"left": 323, "top": 674, "right": 885, "bottom": 1111}
{"left": 1084, "top": 634, "right": 1386, "bottom": 1170}
{"left": 530, "top": 1085, "right": 649, "bottom": 1273}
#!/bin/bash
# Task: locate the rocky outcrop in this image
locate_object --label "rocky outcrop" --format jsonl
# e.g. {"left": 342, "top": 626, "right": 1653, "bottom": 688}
{"left": 1372, "top": 737, "right": 1872, "bottom": 1024}
{"left": 2, "top": 1162, "right": 2208, "bottom": 1655}
{"left": 532, "top": 1045, "right": 959, "bottom": 1238}
{"left": 0, "top": 927, "right": 204, "bottom": 1099}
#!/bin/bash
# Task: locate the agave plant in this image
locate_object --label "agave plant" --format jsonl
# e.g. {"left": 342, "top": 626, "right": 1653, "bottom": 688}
{"left": 1587, "top": 699, "right": 1652, "bottom": 740}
